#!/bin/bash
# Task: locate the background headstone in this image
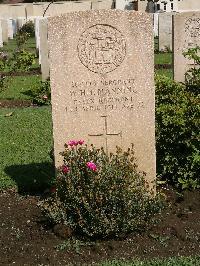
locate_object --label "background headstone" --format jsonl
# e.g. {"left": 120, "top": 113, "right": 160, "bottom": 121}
{"left": 39, "top": 19, "right": 49, "bottom": 81}
{"left": 1, "top": 19, "right": 8, "bottom": 43}
{"left": 153, "top": 13, "right": 159, "bottom": 37}
{"left": 0, "top": 21, "right": 3, "bottom": 47}
{"left": 7, "top": 19, "right": 14, "bottom": 39}
{"left": 35, "top": 16, "right": 44, "bottom": 62}
{"left": 48, "top": 10, "right": 155, "bottom": 185}
{"left": 92, "top": 0, "right": 113, "bottom": 10}
{"left": 159, "top": 12, "right": 173, "bottom": 51}
{"left": 173, "top": 12, "right": 200, "bottom": 82}
{"left": 115, "top": 0, "right": 134, "bottom": 10}
{"left": 16, "top": 17, "right": 27, "bottom": 30}
{"left": 12, "top": 19, "right": 17, "bottom": 36}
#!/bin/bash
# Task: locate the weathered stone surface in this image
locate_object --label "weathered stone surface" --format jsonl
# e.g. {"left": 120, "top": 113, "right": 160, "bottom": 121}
{"left": 7, "top": 19, "right": 13, "bottom": 39}
{"left": 173, "top": 12, "right": 200, "bottom": 82}
{"left": 153, "top": 13, "right": 158, "bottom": 37}
{"left": 39, "top": 19, "right": 49, "bottom": 81}
{"left": 159, "top": 12, "right": 173, "bottom": 51}
{"left": 0, "top": 21, "right": 3, "bottom": 47}
{"left": 1, "top": 20, "right": 8, "bottom": 43}
{"left": 48, "top": 10, "right": 155, "bottom": 185}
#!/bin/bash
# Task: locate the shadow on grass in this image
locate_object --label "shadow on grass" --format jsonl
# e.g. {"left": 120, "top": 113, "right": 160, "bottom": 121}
{"left": 5, "top": 162, "right": 55, "bottom": 195}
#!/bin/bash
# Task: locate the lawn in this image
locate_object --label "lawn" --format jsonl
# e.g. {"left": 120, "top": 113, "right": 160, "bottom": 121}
{"left": 101, "top": 256, "right": 200, "bottom": 266}
{"left": 155, "top": 68, "right": 173, "bottom": 78}
{"left": 155, "top": 52, "right": 172, "bottom": 65}
{"left": 0, "top": 37, "right": 36, "bottom": 54}
{"left": 0, "top": 106, "right": 53, "bottom": 191}
{"left": 0, "top": 75, "right": 41, "bottom": 100}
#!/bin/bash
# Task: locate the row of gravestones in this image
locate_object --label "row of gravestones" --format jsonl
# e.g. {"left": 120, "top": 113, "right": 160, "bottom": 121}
{"left": 0, "top": 17, "right": 36, "bottom": 47}
{"left": 1, "top": 10, "right": 197, "bottom": 82}
{"left": 154, "top": 11, "right": 200, "bottom": 82}
{"left": 47, "top": 10, "right": 200, "bottom": 187}
{"left": 154, "top": 11, "right": 200, "bottom": 56}
{"left": 0, "top": 0, "right": 114, "bottom": 18}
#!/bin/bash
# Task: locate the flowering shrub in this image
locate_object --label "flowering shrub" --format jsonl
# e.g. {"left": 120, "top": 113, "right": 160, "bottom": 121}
{"left": 40, "top": 141, "right": 163, "bottom": 238}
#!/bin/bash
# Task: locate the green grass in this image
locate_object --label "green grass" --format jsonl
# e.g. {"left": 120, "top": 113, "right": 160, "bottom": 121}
{"left": 0, "top": 106, "right": 53, "bottom": 192}
{"left": 155, "top": 53, "right": 172, "bottom": 65}
{"left": 100, "top": 256, "right": 200, "bottom": 266}
{"left": 0, "top": 37, "right": 36, "bottom": 54}
{"left": 0, "top": 75, "right": 41, "bottom": 100}
{"left": 155, "top": 69, "right": 173, "bottom": 79}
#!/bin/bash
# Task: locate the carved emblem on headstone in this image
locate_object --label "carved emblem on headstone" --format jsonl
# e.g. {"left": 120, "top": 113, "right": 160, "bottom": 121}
{"left": 77, "top": 24, "right": 126, "bottom": 74}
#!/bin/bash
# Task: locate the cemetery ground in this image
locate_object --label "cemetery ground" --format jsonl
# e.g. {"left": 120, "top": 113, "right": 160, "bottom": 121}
{"left": 0, "top": 37, "right": 199, "bottom": 265}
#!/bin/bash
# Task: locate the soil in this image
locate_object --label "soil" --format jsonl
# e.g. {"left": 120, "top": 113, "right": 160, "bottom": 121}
{"left": 0, "top": 99, "right": 33, "bottom": 108}
{"left": 0, "top": 187, "right": 199, "bottom": 265}
{"left": 0, "top": 69, "right": 41, "bottom": 77}
{"left": 155, "top": 64, "right": 172, "bottom": 70}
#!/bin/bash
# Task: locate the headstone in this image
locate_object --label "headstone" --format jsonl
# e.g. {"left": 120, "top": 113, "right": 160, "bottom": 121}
{"left": 7, "top": 19, "right": 14, "bottom": 39}
{"left": 39, "top": 19, "right": 49, "bottom": 81}
{"left": 12, "top": 19, "right": 17, "bottom": 36}
{"left": 153, "top": 13, "right": 159, "bottom": 37}
{"left": 25, "top": 3, "right": 34, "bottom": 17}
{"left": 45, "top": 2, "right": 73, "bottom": 16}
{"left": 158, "top": 13, "right": 173, "bottom": 51}
{"left": 17, "top": 17, "right": 27, "bottom": 30}
{"left": 92, "top": 0, "right": 113, "bottom": 10}
{"left": 33, "top": 3, "right": 47, "bottom": 17}
{"left": 48, "top": 10, "right": 155, "bottom": 186}
{"left": 0, "top": 21, "right": 3, "bottom": 47}
{"left": 1, "top": 20, "right": 8, "bottom": 43}
{"left": 71, "top": 1, "right": 92, "bottom": 12}
{"left": 0, "top": 5, "right": 10, "bottom": 19}
{"left": 173, "top": 12, "right": 200, "bottom": 82}
{"left": 34, "top": 17, "right": 44, "bottom": 57}
{"left": 115, "top": 0, "right": 134, "bottom": 10}
{"left": 9, "top": 4, "right": 26, "bottom": 18}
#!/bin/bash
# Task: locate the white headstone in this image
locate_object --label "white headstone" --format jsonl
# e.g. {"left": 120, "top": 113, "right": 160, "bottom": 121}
{"left": 12, "top": 19, "right": 17, "bottom": 36}
{"left": 173, "top": 12, "right": 200, "bottom": 82}
{"left": 1, "top": 19, "right": 8, "bottom": 43}
{"left": 158, "top": 13, "right": 173, "bottom": 51}
{"left": 153, "top": 13, "right": 159, "bottom": 37}
{"left": 48, "top": 10, "right": 156, "bottom": 186}
{"left": 0, "top": 21, "right": 3, "bottom": 47}
{"left": 7, "top": 19, "right": 14, "bottom": 39}
{"left": 115, "top": 0, "right": 134, "bottom": 10}
{"left": 39, "top": 18, "right": 49, "bottom": 81}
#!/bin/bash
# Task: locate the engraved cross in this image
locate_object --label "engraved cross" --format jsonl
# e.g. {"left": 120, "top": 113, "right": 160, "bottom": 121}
{"left": 88, "top": 115, "right": 122, "bottom": 153}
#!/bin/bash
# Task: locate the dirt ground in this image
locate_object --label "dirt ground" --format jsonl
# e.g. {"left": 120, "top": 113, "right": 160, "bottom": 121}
{"left": 0, "top": 187, "right": 199, "bottom": 265}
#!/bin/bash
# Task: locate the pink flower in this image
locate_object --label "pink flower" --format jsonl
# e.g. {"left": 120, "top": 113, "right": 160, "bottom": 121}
{"left": 68, "top": 140, "right": 75, "bottom": 146}
{"left": 78, "top": 140, "right": 84, "bottom": 145}
{"left": 73, "top": 140, "right": 79, "bottom": 146}
{"left": 86, "top": 161, "right": 97, "bottom": 172}
{"left": 62, "top": 165, "right": 70, "bottom": 174}
{"left": 67, "top": 140, "right": 84, "bottom": 147}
